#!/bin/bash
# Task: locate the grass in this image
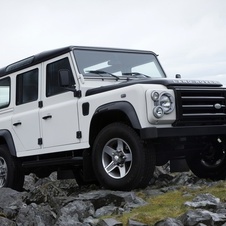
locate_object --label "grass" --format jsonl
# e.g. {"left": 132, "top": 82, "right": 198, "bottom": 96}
{"left": 111, "top": 181, "right": 226, "bottom": 225}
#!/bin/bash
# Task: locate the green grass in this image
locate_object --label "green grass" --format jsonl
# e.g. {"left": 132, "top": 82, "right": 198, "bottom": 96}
{"left": 112, "top": 181, "right": 226, "bottom": 225}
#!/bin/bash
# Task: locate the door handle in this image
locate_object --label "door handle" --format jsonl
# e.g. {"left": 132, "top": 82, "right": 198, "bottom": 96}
{"left": 42, "top": 115, "right": 52, "bottom": 120}
{"left": 13, "top": 122, "right": 22, "bottom": 126}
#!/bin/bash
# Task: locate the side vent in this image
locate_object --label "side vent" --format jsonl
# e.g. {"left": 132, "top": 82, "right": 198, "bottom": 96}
{"left": 82, "top": 102, "right": 90, "bottom": 116}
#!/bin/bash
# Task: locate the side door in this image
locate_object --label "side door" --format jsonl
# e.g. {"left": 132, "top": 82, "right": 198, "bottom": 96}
{"left": 40, "top": 56, "right": 80, "bottom": 149}
{"left": 11, "top": 67, "right": 41, "bottom": 152}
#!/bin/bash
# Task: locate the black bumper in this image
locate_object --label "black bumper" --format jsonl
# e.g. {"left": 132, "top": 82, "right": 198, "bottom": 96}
{"left": 140, "top": 125, "right": 226, "bottom": 139}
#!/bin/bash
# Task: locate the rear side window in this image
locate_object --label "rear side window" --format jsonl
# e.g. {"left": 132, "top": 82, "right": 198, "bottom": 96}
{"left": 46, "top": 58, "right": 75, "bottom": 97}
{"left": 16, "top": 69, "right": 38, "bottom": 105}
{"left": 0, "top": 77, "right": 10, "bottom": 108}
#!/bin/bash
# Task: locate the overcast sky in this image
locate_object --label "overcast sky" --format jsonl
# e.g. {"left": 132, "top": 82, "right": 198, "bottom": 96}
{"left": 1, "top": 0, "right": 226, "bottom": 84}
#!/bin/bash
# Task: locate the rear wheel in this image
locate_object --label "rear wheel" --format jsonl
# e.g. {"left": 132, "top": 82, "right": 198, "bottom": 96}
{"left": 186, "top": 136, "right": 226, "bottom": 180}
{"left": 92, "top": 123, "right": 155, "bottom": 190}
{"left": 0, "top": 145, "right": 24, "bottom": 191}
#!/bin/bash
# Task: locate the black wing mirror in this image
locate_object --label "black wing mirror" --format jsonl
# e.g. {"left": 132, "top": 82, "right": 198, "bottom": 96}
{"left": 58, "top": 69, "right": 81, "bottom": 97}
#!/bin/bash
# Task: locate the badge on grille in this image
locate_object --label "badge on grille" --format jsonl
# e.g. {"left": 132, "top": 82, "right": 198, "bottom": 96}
{"left": 214, "top": 103, "right": 222, "bottom": 109}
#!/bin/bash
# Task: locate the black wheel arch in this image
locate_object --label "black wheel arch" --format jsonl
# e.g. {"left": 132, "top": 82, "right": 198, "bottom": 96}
{"left": 0, "top": 130, "right": 16, "bottom": 156}
{"left": 89, "top": 101, "right": 141, "bottom": 145}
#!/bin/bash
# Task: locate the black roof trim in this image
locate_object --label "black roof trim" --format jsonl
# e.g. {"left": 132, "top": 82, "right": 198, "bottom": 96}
{"left": 0, "top": 46, "right": 158, "bottom": 77}
{"left": 0, "top": 46, "right": 74, "bottom": 77}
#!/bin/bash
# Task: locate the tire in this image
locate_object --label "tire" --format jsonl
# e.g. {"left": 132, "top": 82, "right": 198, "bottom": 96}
{"left": 0, "top": 145, "right": 24, "bottom": 191}
{"left": 186, "top": 135, "right": 226, "bottom": 180}
{"left": 92, "top": 122, "right": 155, "bottom": 191}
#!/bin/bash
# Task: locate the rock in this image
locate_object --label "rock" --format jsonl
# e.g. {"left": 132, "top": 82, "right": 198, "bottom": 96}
{"left": 55, "top": 200, "right": 94, "bottom": 225}
{"left": 2, "top": 169, "right": 226, "bottom": 226}
{"left": 0, "top": 188, "right": 27, "bottom": 220}
{"left": 128, "top": 219, "right": 148, "bottom": 225}
{"left": 185, "top": 193, "right": 220, "bottom": 209}
{"left": 23, "top": 173, "right": 39, "bottom": 192}
{"left": 77, "top": 190, "right": 146, "bottom": 211}
{"left": 171, "top": 172, "right": 196, "bottom": 186}
{"left": 95, "top": 205, "right": 123, "bottom": 218}
{"left": 97, "top": 218, "right": 123, "bottom": 226}
{"left": 16, "top": 202, "right": 56, "bottom": 226}
{"left": 179, "top": 209, "right": 226, "bottom": 226}
{"left": 0, "top": 216, "right": 17, "bottom": 226}
{"left": 25, "top": 181, "right": 71, "bottom": 211}
{"left": 154, "top": 217, "right": 183, "bottom": 226}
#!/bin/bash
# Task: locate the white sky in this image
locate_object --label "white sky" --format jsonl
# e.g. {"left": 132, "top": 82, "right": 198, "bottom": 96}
{"left": 1, "top": 0, "right": 226, "bottom": 85}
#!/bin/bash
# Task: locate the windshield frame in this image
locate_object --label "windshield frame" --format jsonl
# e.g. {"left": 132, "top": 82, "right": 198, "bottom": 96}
{"left": 73, "top": 48, "right": 167, "bottom": 79}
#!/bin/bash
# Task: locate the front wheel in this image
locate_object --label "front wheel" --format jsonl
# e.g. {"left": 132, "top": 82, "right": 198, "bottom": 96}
{"left": 0, "top": 145, "right": 24, "bottom": 191}
{"left": 92, "top": 123, "right": 155, "bottom": 191}
{"left": 186, "top": 136, "right": 226, "bottom": 180}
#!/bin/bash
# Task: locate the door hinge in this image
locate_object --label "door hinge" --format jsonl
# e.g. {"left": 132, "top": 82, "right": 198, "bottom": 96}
{"left": 38, "top": 101, "right": 43, "bottom": 108}
{"left": 76, "top": 131, "right": 82, "bottom": 139}
{"left": 38, "top": 138, "right": 43, "bottom": 145}
{"left": 74, "top": 90, "right": 82, "bottom": 98}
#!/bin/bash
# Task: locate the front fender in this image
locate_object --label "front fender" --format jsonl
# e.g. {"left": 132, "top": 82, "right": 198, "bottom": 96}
{"left": 94, "top": 101, "right": 141, "bottom": 129}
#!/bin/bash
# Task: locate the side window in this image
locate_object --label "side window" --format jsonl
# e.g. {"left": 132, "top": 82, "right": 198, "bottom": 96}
{"left": 16, "top": 69, "right": 38, "bottom": 105}
{"left": 0, "top": 77, "right": 10, "bottom": 108}
{"left": 46, "top": 58, "right": 75, "bottom": 97}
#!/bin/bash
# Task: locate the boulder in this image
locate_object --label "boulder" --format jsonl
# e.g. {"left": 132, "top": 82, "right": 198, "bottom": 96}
{"left": 154, "top": 217, "right": 183, "bottom": 226}
{"left": 16, "top": 202, "right": 56, "bottom": 226}
{"left": 185, "top": 193, "right": 220, "bottom": 209}
{"left": 98, "top": 218, "right": 123, "bottom": 226}
{"left": 179, "top": 209, "right": 226, "bottom": 226}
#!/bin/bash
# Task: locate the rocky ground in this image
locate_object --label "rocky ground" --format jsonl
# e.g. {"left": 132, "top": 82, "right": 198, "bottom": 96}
{"left": 1, "top": 166, "right": 226, "bottom": 226}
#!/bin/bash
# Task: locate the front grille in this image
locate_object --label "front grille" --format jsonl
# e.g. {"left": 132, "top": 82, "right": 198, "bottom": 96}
{"left": 174, "top": 87, "right": 226, "bottom": 126}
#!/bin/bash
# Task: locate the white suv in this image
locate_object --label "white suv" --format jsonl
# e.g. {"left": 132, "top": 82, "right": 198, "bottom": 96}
{"left": 0, "top": 46, "right": 226, "bottom": 191}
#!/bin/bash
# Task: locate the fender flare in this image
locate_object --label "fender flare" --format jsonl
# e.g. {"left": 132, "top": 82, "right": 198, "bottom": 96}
{"left": 0, "top": 130, "right": 16, "bottom": 156}
{"left": 94, "top": 101, "right": 141, "bottom": 129}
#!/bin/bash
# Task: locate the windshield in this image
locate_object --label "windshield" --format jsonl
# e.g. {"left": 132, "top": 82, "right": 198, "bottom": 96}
{"left": 73, "top": 49, "right": 166, "bottom": 79}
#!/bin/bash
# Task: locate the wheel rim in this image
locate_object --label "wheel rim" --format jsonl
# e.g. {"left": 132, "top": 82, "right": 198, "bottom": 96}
{"left": 201, "top": 137, "right": 226, "bottom": 168}
{"left": 201, "top": 149, "right": 226, "bottom": 168}
{"left": 102, "top": 138, "right": 132, "bottom": 179}
{"left": 0, "top": 157, "right": 7, "bottom": 187}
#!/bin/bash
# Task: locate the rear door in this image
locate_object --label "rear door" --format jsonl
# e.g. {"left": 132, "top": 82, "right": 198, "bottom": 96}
{"left": 12, "top": 66, "right": 41, "bottom": 151}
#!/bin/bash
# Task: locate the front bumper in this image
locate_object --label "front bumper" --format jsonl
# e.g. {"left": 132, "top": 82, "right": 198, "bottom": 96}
{"left": 140, "top": 125, "right": 226, "bottom": 139}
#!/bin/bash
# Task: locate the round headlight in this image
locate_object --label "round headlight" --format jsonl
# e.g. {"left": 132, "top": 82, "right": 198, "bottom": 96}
{"left": 159, "top": 93, "right": 174, "bottom": 114}
{"left": 151, "top": 91, "right": 159, "bottom": 101}
{"left": 153, "top": 106, "right": 164, "bottom": 118}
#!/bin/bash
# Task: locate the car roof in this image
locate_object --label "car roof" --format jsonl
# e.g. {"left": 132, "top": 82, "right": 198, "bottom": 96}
{"left": 0, "top": 46, "right": 157, "bottom": 77}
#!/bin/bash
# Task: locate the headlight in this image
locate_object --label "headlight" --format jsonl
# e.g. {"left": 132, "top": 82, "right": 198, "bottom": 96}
{"left": 151, "top": 91, "right": 175, "bottom": 118}
{"left": 153, "top": 106, "right": 164, "bottom": 118}
{"left": 151, "top": 91, "right": 159, "bottom": 101}
{"left": 159, "top": 93, "right": 174, "bottom": 114}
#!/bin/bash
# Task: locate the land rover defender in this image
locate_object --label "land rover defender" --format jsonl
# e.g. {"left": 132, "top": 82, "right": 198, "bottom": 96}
{"left": 0, "top": 46, "right": 225, "bottom": 191}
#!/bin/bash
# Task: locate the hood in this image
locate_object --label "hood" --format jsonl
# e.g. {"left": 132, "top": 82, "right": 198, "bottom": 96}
{"left": 85, "top": 78, "right": 222, "bottom": 96}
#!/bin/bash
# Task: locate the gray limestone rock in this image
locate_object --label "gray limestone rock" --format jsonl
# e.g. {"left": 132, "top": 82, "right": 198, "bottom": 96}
{"left": 185, "top": 193, "right": 220, "bottom": 209}
{"left": 128, "top": 219, "right": 148, "bottom": 225}
{"left": 154, "top": 217, "right": 183, "bottom": 226}
{"left": 179, "top": 209, "right": 226, "bottom": 226}
{"left": 0, "top": 216, "right": 17, "bottom": 226}
{"left": 97, "top": 218, "right": 123, "bottom": 226}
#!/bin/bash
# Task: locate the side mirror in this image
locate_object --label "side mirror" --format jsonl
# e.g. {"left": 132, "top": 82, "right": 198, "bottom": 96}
{"left": 175, "top": 74, "right": 181, "bottom": 79}
{"left": 59, "top": 69, "right": 70, "bottom": 87}
{"left": 58, "top": 69, "right": 81, "bottom": 98}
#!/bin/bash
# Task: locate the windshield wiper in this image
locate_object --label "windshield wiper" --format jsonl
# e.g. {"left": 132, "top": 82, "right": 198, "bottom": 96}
{"left": 122, "top": 72, "right": 149, "bottom": 78}
{"left": 88, "top": 70, "right": 120, "bottom": 81}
